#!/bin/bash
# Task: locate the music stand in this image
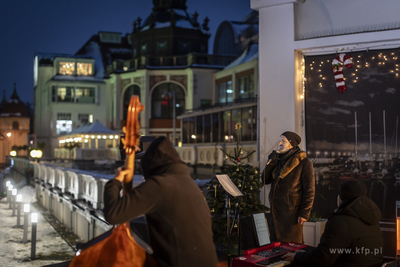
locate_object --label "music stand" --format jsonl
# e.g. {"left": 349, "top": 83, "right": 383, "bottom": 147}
{"left": 214, "top": 174, "right": 243, "bottom": 267}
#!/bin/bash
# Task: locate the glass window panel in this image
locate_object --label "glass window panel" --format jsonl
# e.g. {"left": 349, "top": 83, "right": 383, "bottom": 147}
{"left": 196, "top": 115, "right": 203, "bottom": 143}
{"left": 76, "top": 87, "right": 95, "bottom": 103}
{"left": 188, "top": 117, "right": 196, "bottom": 144}
{"left": 252, "top": 106, "right": 257, "bottom": 141}
{"left": 231, "top": 109, "right": 241, "bottom": 142}
{"left": 151, "top": 83, "right": 185, "bottom": 118}
{"left": 182, "top": 118, "right": 189, "bottom": 144}
{"left": 227, "top": 81, "right": 233, "bottom": 103}
{"left": 212, "top": 113, "right": 220, "bottom": 143}
{"left": 238, "top": 75, "right": 255, "bottom": 99}
{"left": 204, "top": 114, "right": 211, "bottom": 143}
{"left": 56, "top": 120, "right": 72, "bottom": 135}
{"left": 59, "top": 62, "right": 75, "bottom": 75}
{"left": 241, "top": 107, "right": 252, "bottom": 141}
{"left": 52, "top": 86, "right": 57, "bottom": 102}
{"left": 77, "top": 63, "right": 93, "bottom": 76}
{"left": 57, "top": 87, "right": 74, "bottom": 102}
{"left": 218, "top": 83, "right": 226, "bottom": 103}
{"left": 222, "top": 110, "right": 231, "bottom": 142}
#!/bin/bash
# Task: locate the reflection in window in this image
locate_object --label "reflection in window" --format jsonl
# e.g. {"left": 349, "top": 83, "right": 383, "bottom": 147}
{"left": 238, "top": 75, "right": 254, "bottom": 99}
{"left": 204, "top": 114, "right": 211, "bottom": 143}
{"left": 181, "top": 105, "right": 257, "bottom": 144}
{"left": 188, "top": 117, "right": 195, "bottom": 144}
{"left": 59, "top": 62, "right": 75, "bottom": 75}
{"left": 241, "top": 107, "right": 252, "bottom": 141}
{"left": 222, "top": 110, "right": 231, "bottom": 142}
{"left": 196, "top": 115, "right": 203, "bottom": 143}
{"left": 77, "top": 63, "right": 93, "bottom": 76}
{"left": 212, "top": 113, "right": 220, "bottom": 143}
{"left": 151, "top": 83, "right": 185, "bottom": 119}
{"left": 76, "top": 87, "right": 95, "bottom": 103}
{"left": 218, "top": 81, "right": 233, "bottom": 104}
{"left": 182, "top": 118, "right": 189, "bottom": 143}
{"left": 231, "top": 109, "right": 241, "bottom": 142}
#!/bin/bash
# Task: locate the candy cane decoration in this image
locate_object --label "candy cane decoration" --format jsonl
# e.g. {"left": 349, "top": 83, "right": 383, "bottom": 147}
{"left": 332, "top": 53, "right": 353, "bottom": 93}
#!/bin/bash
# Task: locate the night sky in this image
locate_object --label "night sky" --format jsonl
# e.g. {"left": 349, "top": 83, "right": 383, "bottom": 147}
{"left": 0, "top": 0, "right": 253, "bottom": 104}
{"left": 305, "top": 49, "right": 400, "bottom": 158}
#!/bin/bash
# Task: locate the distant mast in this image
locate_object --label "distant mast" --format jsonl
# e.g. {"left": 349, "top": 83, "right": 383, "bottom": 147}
{"left": 383, "top": 110, "right": 387, "bottom": 166}
{"left": 396, "top": 116, "right": 399, "bottom": 157}
{"left": 369, "top": 112, "right": 372, "bottom": 163}
{"left": 355, "top": 111, "right": 358, "bottom": 163}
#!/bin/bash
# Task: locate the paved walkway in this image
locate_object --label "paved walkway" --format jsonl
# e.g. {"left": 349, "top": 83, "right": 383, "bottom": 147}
{"left": 0, "top": 196, "right": 75, "bottom": 267}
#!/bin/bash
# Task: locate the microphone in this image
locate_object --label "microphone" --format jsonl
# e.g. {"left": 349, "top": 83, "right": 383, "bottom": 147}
{"left": 266, "top": 150, "right": 280, "bottom": 165}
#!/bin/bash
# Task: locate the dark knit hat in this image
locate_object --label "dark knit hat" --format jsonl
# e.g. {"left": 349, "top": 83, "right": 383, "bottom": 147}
{"left": 339, "top": 179, "right": 367, "bottom": 201}
{"left": 281, "top": 131, "right": 301, "bottom": 147}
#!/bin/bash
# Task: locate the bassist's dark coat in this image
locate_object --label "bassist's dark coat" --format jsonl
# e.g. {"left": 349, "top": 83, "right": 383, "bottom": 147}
{"left": 261, "top": 148, "right": 315, "bottom": 243}
{"left": 104, "top": 137, "right": 218, "bottom": 267}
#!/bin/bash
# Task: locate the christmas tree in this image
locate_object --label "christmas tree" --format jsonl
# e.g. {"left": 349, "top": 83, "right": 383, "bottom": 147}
{"left": 206, "top": 123, "right": 268, "bottom": 251}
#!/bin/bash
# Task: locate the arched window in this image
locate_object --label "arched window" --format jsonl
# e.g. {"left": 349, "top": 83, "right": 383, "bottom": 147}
{"left": 12, "top": 121, "right": 19, "bottom": 130}
{"left": 151, "top": 83, "right": 185, "bottom": 118}
{"left": 123, "top": 85, "right": 141, "bottom": 120}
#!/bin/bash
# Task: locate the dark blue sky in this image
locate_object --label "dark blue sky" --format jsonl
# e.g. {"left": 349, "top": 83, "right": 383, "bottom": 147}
{"left": 0, "top": 0, "right": 253, "bottom": 104}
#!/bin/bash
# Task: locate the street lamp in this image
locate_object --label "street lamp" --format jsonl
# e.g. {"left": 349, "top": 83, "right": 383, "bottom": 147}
{"left": 162, "top": 92, "right": 176, "bottom": 146}
{"left": 31, "top": 212, "right": 38, "bottom": 259}
{"left": 16, "top": 194, "right": 22, "bottom": 227}
{"left": 23, "top": 204, "right": 30, "bottom": 243}
{"left": 12, "top": 188, "right": 17, "bottom": 216}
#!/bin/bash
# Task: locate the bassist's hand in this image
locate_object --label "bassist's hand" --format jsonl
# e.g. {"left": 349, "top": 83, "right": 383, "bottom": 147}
{"left": 114, "top": 167, "right": 130, "bottom": 183}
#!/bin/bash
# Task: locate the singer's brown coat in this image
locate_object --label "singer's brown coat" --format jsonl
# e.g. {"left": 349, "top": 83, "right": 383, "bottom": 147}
{"left": 261, "top": 149, "right": 315, "bottom": 243}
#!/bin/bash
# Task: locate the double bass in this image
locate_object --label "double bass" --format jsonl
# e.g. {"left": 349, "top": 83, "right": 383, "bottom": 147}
{"left": 69, "top": 96, "right": 157, "bottom": 267}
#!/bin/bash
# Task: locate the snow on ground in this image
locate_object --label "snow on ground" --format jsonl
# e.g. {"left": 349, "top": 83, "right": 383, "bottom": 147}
{"left": 0, "top": 185, "right": 75, "bottom": 267}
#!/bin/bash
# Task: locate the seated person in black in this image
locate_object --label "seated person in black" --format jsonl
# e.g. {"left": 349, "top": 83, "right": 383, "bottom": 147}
{"left": 282, "top": 179, "right": 383, "bottom": 267}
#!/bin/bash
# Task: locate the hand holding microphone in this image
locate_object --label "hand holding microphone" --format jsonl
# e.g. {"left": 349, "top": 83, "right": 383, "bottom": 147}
{"left": 266, "top": 150, "right": 279, "bottom": 165}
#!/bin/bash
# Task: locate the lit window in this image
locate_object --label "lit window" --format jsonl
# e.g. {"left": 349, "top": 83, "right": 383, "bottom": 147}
{"left": 59, "top": 62, "right": 75, "bottom": 75}
{"left": 77, "top": 63, "right": 93, "bottom": 76}
{"left": 56, "top": 120, "right": 73, "bottom": 135}
{"left": 217, "top": 80, "right": 233, "bottom": 104}
{"left": 76, "top": 87, "right": 95, "bottom": 103}
{"left": 56, "top": 87, "right": 74, "bottom": 102}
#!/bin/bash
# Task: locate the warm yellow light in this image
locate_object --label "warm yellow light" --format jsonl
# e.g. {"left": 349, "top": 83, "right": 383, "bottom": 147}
{"left": 102, "top": 135, "right": 106, "bottom": 139}
{"left": 97, "top": 135, "right": 101, "bottom": 139}
{"left": 178, "top": 142, "right": 182, "bottom": 147}
{"left": 36, "top": 150, "right": 43, "bottom": 158}
{"left": 30, "top": 150, "right": 37, "bottom": 158}
{"left": 10, "top": 150, "right": 17, "bottom": 157}
{"left": 6, "top": 133, "right": 11, "bottom": 137}
{"left": 84, "top": 139, "right": 88, "bottom": 143}
{"left": 109, "top": 135, "right": 114, "bottom": 139}
{"left": 91, "top": 135, "right": 95, "bottom": 139}
{"left": 300, "top": 95, "right": 304, "bottom": 99}
{"left": 191, "top": 135, "right": 196, "bottom": 139}
{"left": 85, "top": 135, "right": 89, "bottom": 138}
{"left": 115, "top": 135, "right": 119, "bottom": 139}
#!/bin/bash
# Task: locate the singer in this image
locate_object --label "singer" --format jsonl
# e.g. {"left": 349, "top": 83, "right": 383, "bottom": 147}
{"left": 261, "top": 131, "right": 315, "bottom": 243}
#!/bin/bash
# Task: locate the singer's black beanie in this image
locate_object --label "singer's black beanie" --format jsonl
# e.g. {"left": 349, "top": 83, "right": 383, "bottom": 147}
{"left": 339, "top": 179, "right": 367, "bottom": 201}
{"left": 281, "top": 131, "right": 301, "bottom": 147}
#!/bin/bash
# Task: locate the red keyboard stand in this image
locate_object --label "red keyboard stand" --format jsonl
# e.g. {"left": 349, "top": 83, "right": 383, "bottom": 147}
{"left": 232, "top": 242, "right": 307, "bottom": 267}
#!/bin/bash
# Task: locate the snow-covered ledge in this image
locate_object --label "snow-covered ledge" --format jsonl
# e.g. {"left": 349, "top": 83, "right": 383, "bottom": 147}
{"left": 251, "top": 0, "right": 304, "bottom": 10}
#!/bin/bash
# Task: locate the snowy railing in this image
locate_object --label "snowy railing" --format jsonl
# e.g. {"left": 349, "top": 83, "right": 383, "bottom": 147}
{"left": 175, "top": 143, "right": 258, "bottom": 167}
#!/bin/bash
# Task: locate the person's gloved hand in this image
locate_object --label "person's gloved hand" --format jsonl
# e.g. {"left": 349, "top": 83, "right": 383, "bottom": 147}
{"left": 267, "top": 150, "right": 278, "bottom": 163}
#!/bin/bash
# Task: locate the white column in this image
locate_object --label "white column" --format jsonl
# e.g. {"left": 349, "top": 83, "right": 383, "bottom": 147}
{"left": 252, "top": 0, "right": 305, "bottom": 206}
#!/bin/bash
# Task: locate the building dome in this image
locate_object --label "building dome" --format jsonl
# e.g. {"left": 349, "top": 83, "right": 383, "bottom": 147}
{"left": 0, "top": 83, "right": 29, "bottom": 117}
